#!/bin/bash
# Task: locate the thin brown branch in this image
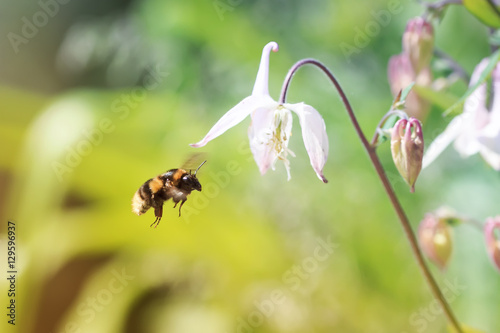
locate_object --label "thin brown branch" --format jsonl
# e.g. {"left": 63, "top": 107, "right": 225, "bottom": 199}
{"left": 279, "top": 59, "right": 464, "bottom": 333}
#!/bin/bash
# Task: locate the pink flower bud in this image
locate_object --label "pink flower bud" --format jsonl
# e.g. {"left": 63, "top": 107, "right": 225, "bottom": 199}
{"left": 418, "top": 213, "right": 453, "bottom": 270}
{"left": 391, "top": 118, "right": 424, "bottom": 192}
{"left": 484, "top": 217, "right": 500, "bottom": 272}
{"left": 402, "top": 17, "right": 434, "bottom": 74}
{"left": 387, "top": 54, "right": 431, "bottom": 121}
{"left": 388, "top": 54, "right": 415, "bottom": 95}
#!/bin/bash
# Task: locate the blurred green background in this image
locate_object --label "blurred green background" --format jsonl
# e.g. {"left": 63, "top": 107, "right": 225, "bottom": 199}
{"left": 0, "top": 0, "right": 499, "bottom": 332}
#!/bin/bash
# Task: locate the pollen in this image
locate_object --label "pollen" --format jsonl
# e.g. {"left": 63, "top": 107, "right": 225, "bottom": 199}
{"left": 267, "top": 109, "right": 295, "bottom": 165}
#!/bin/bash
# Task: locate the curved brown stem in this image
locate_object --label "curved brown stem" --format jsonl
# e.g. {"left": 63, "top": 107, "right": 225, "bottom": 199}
{"left": 434, "top": 49, "right": 470, "bottom": 83}
{"left": 279, "top": 59, "right": 464, "bottom": 333}
{"left": 370, "top": 110, "right": 408, "bottom": 147}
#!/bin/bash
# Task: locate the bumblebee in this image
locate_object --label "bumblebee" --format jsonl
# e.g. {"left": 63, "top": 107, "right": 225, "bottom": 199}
{"left": 132, "top": 160, "right": 206, "bottom": 228}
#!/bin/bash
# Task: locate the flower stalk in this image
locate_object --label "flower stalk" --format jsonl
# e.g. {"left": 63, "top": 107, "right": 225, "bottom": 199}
{"left": 370, "top": 109, "right": 408, "bottom": 147}
{"left": 279, "top": 59, "right": 464, "bottom": 333}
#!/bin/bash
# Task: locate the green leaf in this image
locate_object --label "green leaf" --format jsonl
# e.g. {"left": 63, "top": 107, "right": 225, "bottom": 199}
{"left": 443, "top": 49, "right": 500, "bottom": 116}
{"left": 399, "top": 82, "right": 415, "bottom": 103}
{"left": 391, "top": 82, "right": 415, "bottom": 111}
{"left": 464, "top": 0, "right": 500, "bottom": 28}
{"left": 447, "top": 323, "right": 486, "bottom": 333}
{"left": 412, "top": 85, "right": 460, "bottom": 111}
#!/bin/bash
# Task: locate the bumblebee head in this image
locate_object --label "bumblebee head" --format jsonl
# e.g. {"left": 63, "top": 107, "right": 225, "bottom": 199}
{"left": 181, "top": 173, "right": 202, "bottom": 192}
{"left": 180, "top": 160, "right": 206, "bottom": 192}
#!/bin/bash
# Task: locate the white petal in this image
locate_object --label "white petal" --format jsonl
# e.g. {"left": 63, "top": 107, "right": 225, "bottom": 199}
{"left": 489, "top": 61, "right": 500, "bottom": 123}
{"left": 478, "top": 123, "right": 500, "bottom": 149}
{"left": 477, "top": 82, "right": 500, "bottom": 154}
{"left": 477, "top": 119, "right": 500, "bottom": 167}
{"left": 472, "top": 60, "right": 500, "bottom": 169}
{"left": 454, "top": 89, "right": 488, "bottom": 157}
{"left": 463, "top": 58, "right": 490, "bottom": 130}
{"left": 479, "top": 62, "right": 500, "bottom": 147}
{"left": 251, "top": 42, "right": 279, "bottom": 97}
{"left": 248, "top": 106, "right": 277, "bottom": 175}
{"left": 469, "top": 58, "right": 490, "bottom": 89}
{"left": 448, "top": 59, "right": 496, "bottom": 158}
{"left": 287, "top": 102, "right": 329, "bottom": 182}
{"left": 190, "top": 95, "right": 272, "bottom": 148}
{"left": 454, "top": 133, "right": 482, "bottom": 157}
{"left": 422, "top": 115, "right": 464, "bottom": 168}
{"left": 479, "top": 147, "right": 500, "bottom": 170}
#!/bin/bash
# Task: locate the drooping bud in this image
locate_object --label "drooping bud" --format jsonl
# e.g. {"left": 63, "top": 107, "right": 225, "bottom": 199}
{"left": 484, "top": 217, "right": 500, "bottom": 272}
{"left": 391, "top": 118, "right": 424, "bottom": 192}
{"left": 418, "top": 213, "right": 453, "bottom": 270}
{"left": 402, "top": 17, "right": 434, "bottom": 74}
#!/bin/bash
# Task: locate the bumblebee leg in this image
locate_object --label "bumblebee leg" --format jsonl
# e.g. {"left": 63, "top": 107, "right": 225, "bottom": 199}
{"left": 150, "top": 216, "right": 161, "bottom": 228}
{"left": 178, "top": 199, "right": 187, "bottom": 217}
{"left": 151, "top": 205, "right": 163, "bottom": 228}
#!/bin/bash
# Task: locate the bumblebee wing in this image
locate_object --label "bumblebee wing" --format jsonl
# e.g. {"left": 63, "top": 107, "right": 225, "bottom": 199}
{"left": 181, "top": 152, "right": 207, "bottom": 172}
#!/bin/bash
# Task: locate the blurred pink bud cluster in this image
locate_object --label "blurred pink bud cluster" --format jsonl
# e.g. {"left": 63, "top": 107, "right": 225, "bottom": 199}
{"left": 418, "top": 209, "right": 454, "bottom": 270}
{"left": 419, "top": 209, "right": 500, "bottom": 273}
{"left": 485, "top": 217, "right": 500, "bottom": 272}
{"left": 388, "top": 17, "right": 434, "bottom": 121}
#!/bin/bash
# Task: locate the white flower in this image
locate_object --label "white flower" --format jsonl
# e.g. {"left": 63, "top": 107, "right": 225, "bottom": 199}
{"left": 423, "top": 58, "right": 500, "bottom": 170}
{"left": 190, "top": 42, "right": 329, "bottom": 182}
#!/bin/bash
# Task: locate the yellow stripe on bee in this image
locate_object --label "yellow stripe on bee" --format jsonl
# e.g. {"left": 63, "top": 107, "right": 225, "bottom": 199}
{"left": 172, "top": 169, "right": 186, "bottom": 183}
{"left": 149, "top": 177, "right": 164, "bottom": 193}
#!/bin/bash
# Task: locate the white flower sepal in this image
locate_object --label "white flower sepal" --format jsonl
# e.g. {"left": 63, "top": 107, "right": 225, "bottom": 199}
{"left": 191, "top": 42, "right": 329, "bottom": 182}
{"left": 423, "top": 58, "right": 500, "bottom": 170}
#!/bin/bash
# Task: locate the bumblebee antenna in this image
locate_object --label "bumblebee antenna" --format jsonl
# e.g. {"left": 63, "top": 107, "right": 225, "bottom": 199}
{"left": 194, "top": 160, "right": 207, "bottom": 175}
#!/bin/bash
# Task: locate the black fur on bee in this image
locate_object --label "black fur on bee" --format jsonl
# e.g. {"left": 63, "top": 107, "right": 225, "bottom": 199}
{"left": 132, "top": 161, "right": 205, "bottom": 228}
